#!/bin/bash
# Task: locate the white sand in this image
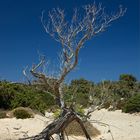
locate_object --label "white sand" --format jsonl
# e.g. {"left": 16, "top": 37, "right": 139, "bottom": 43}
{"left": 0, "top": 114, "right": 52, "bottom": 140}
{"left": 0, "top": 109, "right": 140, "bottom": 140}
{"left": 90, "top": 109, "right": 140, "bottom": 140}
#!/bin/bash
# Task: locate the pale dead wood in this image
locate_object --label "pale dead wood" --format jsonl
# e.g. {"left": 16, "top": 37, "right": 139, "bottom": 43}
{"left": 21, "top": 2, "right": 126, "bottom": 140}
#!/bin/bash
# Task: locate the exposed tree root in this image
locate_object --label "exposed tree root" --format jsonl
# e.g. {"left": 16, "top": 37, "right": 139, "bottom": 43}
{"left": 19, "top": 108, "right": 92, "bottom": 140}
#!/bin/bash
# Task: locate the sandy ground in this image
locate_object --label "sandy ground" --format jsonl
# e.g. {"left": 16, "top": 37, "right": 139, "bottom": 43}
{"left": 0, "top": 109, "right": 140, "bottom": 140}
{"left": 90, "top": 109, "right": 140, "bottom": 140}
{"left": 0, "top": 113, "right": 53, "bottom": 140}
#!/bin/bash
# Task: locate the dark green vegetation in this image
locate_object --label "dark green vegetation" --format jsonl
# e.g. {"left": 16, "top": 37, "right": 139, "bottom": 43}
{"left": 64, "top": 74, "right": 140, "bottom": 113}
{"left": 0, "top": 81, "right": 55, "bottom": 113}
{"left": 0, "top": 74, "right": 140, "bottom": 114}
{"left": 13, "top": 107, "right": 33, "bottom": 119}
{"left": 123, "top": 93, "right": 140, "bottom": 113}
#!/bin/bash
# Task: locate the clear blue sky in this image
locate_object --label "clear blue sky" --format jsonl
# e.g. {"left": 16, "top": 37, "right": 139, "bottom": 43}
{"left": 0, "top": 0, "right": 139, "bottom": 83}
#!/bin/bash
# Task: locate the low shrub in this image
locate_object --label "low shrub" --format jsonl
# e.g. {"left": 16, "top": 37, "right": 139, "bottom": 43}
{"left": 0, "top": 111, "right": 7, "bottom": 119}
{"left": 75, "top": 104, "right": 85, "bottom": 115}
{"left": 116, "top": 99, "right": 126, "bottom": 110}
{"left": 13, "top": 108, "right": 33, "bottom": 119}
{"left": 53, "top": 109, "right": 62, "bottom": 118}
{"left": 65, "top": 120, "right": 100, "bottom": 137}
{"left": 0, "top": 81, "right": 55, "bottom": 113}
{"left": 123, "top": 93, "right": 140, "bottom": 113}
{"left": 103, "top": 101, "right": 111, "bottom": 109}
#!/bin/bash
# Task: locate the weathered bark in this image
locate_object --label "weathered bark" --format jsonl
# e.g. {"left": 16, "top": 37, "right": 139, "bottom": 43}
{"left": 21, "top": 4, "right": 126, "bottom": 140}
{"left": 19, "top": 108, "right": 92, "bottom": 140}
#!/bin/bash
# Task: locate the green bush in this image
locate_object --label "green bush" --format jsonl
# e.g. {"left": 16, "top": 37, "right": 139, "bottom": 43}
{"left": 123, "top": 93, "right": 140, "bottom": 113}
{"left": 103, "top": 101, "right": 111, "bottom": 109}
{"left": 75, "top": 104, "right": 85, "bottom": 115}
{"left": 1, "top": 76, "right": 140, "bottom": 113}
{"left": 0, "top": 81, "right": 55, "bottom": 113}
{"left": 53, "top": 109, "right": 62, "bottom": 118}
{"left": 0, "top": 81, "right": 16, "bottom": 109}
{"left": 65, "top": 78, "right": 94, "bottom": 108}
{"left": 13, "top": 108, "right": 32, "bottom": 119}
{"left": 116, "top": 99, "right": 126, "bottom": 110}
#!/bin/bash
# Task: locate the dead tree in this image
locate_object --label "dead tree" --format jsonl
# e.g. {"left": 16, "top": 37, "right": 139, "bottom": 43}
{"left": 21, "top": 3, "right": 126, "bottom": 140}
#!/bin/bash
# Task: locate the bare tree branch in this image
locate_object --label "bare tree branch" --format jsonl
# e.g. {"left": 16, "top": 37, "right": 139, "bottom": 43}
{"left": 86, "top": 81, "right": 111, "bottom": 118}
{"left": 23, "top": 66, "right": 31, "bottom": 85}
{"left": 40, "top": 3, "right": 126, "bottom": 89}
{"left": 22, "top": 3, "right": 126, "bottom": 139}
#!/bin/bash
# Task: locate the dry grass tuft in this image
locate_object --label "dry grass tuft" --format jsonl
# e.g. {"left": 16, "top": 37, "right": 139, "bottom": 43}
{"left": 65, "top": 120, "right": 100, "bottom": 137}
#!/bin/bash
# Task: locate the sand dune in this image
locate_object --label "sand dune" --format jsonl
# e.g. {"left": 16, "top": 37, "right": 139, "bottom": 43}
{"left": 0, "top": 109, "right": 140, "bottom": 140}
{"left": 90, "top": 109, "right": 140, "bottom": 140}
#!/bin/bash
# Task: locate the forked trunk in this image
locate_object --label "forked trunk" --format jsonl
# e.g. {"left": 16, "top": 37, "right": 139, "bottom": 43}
{"left": 19, "top": 108, "right": 92, "bottom": 140}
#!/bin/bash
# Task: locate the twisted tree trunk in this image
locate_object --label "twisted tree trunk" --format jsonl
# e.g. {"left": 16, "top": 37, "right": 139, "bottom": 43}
{"left": 20, "top": 108, "right": 92, "bottom": 140}
{"left": 21, "top": 4, "right": 125, "bottom": 140}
